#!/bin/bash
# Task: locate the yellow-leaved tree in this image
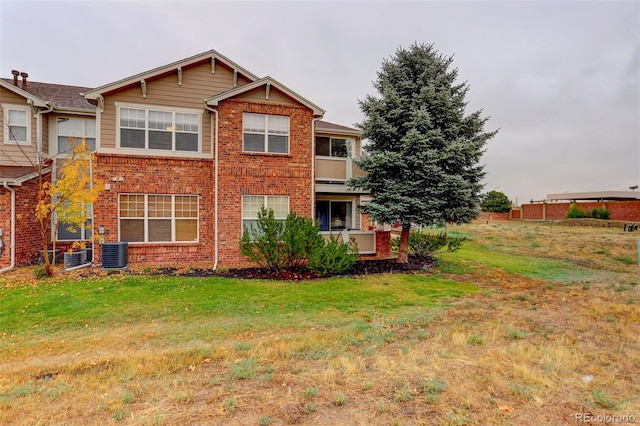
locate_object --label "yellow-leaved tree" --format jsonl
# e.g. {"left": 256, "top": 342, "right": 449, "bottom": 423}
{"left": 36, "top": 138, "right": 102, "bottom": 275}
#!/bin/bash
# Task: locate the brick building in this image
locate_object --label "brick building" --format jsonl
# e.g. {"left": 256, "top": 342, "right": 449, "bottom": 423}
{"left": 1, "top": 49, "right": 388, "bottom": 270}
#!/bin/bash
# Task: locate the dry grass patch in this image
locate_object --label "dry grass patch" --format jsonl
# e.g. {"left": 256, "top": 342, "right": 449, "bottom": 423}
{"left": 1, "top": 221, "right": 639, "bottom": 424}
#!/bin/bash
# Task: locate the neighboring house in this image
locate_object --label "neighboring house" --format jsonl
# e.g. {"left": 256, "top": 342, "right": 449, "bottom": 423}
{"left": 0, "top": 72, "right": 96, "bottom": 271}
{"left": 0, "top": 49, "right": 390, "bottom": 270}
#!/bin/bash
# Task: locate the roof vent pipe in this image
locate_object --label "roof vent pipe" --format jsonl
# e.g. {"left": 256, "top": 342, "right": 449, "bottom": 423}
{"left": 11, "top": 70, "right": 19, "bottom": 86}
{"left": 20, "top": 72, "right": 28, "bottom": 87}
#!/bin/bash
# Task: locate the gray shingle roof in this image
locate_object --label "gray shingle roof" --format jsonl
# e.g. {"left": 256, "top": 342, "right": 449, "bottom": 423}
{"left": 1, "top": 79, "right": 95, "bottom": 111}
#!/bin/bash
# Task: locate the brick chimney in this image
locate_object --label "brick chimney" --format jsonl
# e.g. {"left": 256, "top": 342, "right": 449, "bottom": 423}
{"left": 20, "top": 72, "right": 28, "bottom": 88}
{"left": 11, "top": 70, "right": 19, "bottom": 86}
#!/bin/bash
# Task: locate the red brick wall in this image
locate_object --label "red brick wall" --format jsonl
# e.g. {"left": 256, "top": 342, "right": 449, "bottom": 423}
{"left": 216, "top": 99, "right": 314, "bottom": 266}
{"left": 0, "top": 188, "right": 10, "bottom": 268}
{"left": 517, "top": 201, "right": 640, "bottom": 221}
{"left": 0, "top": 174, "right": 51, "bottom": 267}
{"left": 477, "top": 212, "right": 510, "bottom": 221}
{"left": 522, "top": 203, "right": 544, "bottom": 220}
{"left": 375, "top": 230, "right": 391, "bottom": 257}
{"left": 92, "top": 154, "right": 215, "bottom": 265}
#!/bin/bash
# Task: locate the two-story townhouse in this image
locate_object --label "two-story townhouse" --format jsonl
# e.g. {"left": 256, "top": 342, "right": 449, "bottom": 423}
{"left": 1, "top": 49, "right": 390, "bottom": 271}
{"left": 0, "top": 72, "right": 96, "bottom": 271}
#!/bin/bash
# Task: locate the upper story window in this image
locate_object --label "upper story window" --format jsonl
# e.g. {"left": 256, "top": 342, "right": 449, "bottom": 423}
{"left": 316, "top": 137, "right": 349, "bottom": 158}
{"left": 243, "top": 113, "right": 289, "bottom": 154}
{"left": 58, "top": 117, "right": 96, "bottom": 153}
{"left": 3, "top": 105, "right": 30, "bottom": 145}
{"left": 118, "top": 104, "right": 200, "bottom": 152}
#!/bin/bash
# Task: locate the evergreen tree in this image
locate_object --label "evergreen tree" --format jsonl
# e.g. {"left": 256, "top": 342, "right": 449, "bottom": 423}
{"left": 349, "top": 43, "right": 497, "bottom": 263}
{"left": 479, "top": 190, "right": 512, "bottom": 213}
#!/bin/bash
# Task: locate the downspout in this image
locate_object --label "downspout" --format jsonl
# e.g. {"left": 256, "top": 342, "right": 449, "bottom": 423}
{"left": 0, "top": 183, "right": 16, "bottom": 273}
{"left": 204, "top": 104, "right": 219, "bottom": 270}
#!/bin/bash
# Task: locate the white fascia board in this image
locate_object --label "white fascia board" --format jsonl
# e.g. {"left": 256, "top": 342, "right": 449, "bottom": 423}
{"left": 82, "top": 49, "right": 260, "bottom": 100}
{"left": 206, "top": 76, "right": 326, "bottom": 117}
{"left": 0, "top": 80, "right": 48, "bottom": 107}
{"left": 53, "top": 107, "right": 96, "bottom": 116}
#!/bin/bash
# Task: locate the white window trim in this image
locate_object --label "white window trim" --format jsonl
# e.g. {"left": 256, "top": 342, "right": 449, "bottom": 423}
{"left": 3, "top": 104, "right": 31, "bottom": 145}
{"left": 242, "top": 113, "right": 290, "bottom": 154}
{"left": 241, "top": 195, "right": 290, "bottom": 235}
{"left": 118, "top": 193, "right": 199, "bottom": 243}
{"left": 115, "top": 102, "right": 202, "bottom": 155}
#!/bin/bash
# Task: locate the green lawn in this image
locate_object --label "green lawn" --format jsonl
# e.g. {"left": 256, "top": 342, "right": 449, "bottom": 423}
{"left": 0, "top": 273, "right": 477, "bottom": 339}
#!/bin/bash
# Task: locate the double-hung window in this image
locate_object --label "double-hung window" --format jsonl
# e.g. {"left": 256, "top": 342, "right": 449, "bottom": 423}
{"left": 119, "top": 105, "right": 200, "bottom": 152}
{"left": 119, "top": 194, "right": 198, "bottom": 242}
{"left": 3, "top": 105, "right": 30, "bottom": 144}
{"left": 316, "top": 137, "right": 349, "bottom": 158}
{"left": 243, "top": 113, "right": 289, "bottom": 153}
{"left": 242, "top": 195, "right": 289, "bottom": 236}
{"left": 58, "top": 117, "right": 96, "bottom": 153}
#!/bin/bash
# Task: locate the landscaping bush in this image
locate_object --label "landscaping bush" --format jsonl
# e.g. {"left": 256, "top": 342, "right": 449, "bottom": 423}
{"left": 391, "top": 231, "right": 466, "bottom": 261}
{"left": 566, "top": 204, "right": 610, "bottom": 220}
{"left": 307, "top": 235, "right": 358, "bottom": 276}
{"left": 239, "top": 207, "right": 324, "bottom": 271}
{"left": 240, "top": 207, "right": 287, "bottom": 270}
{"left": 566, "top": 204, "right": 588, "bottom": 219}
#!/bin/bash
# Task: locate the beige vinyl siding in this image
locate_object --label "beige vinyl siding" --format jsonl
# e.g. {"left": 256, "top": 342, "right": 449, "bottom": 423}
{"left": 238, "top": 87, "right": 297, "bottom": 105}
{"left": 0, "top": 88, "right": 38, "bottom": 166}
{"left": 41, "top": 112, "right": 49, "bottom": 154}
{"left": 100, "top": 61, "right": 250, "bottom": 153}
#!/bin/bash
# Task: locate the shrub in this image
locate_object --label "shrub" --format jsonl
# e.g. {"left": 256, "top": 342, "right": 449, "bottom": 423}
{"left": 566, "top": 204, "right": 588, "bottom": 218}
{"left": 239, "top": 207, "right": 323, "bottom": 271}
{"left": 240, "top": 207, "right": 286, "bottom": 270}
{"left": 391, "top": 231, "right": 466, "bottom": 260}
{"left": 281, "top": 214, "right": 324, "bottom": 268}
{"left": 589, "top": 206, "right": 610, "bottom": 220}
{"left": 566, "top": 204, "right": 611, "bottom": 220}
{"left": 307, "top": 235, "right": 358, "bottom": 276}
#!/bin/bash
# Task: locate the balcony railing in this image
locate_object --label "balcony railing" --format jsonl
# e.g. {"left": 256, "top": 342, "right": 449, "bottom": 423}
{"left": 315, "top": 157, "right": 366, "bottom": 182}
{"left": 320, "top": 230, "right": 376, "bottom": 254}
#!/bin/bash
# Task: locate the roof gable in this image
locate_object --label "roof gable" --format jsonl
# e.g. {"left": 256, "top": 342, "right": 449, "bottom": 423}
{"left": 0, "top": 79, "right": 48, "bottom": 107}
{"left": 83, "top": 49, "right": 260, "bottom": 100}
{"left": 206, "top": 77, "right": 325, "bottom": 117}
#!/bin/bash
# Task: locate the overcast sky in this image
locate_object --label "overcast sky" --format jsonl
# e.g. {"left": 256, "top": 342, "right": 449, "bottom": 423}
{"left": 1, "top": 1, "right": 638, "bottom": 205}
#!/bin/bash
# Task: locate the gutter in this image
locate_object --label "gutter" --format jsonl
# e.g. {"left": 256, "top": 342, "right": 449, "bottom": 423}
{"left": 0, "top": 183, "right": 16, "bottom": 273}
{"left": 204, "top": 103, "right": 219, "bottom": 270}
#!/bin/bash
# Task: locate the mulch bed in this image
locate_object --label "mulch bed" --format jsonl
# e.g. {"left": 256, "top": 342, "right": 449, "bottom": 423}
{"left": 137, "top": 256, "right": 435, "bottom": 281}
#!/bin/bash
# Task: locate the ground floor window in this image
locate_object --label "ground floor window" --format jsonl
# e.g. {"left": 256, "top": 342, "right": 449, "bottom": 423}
{"left": 242, "top": 195, "right": 289, "bottom": 236}
{"left": 57, "top": 203, "right": 93, "bottom": 241}
{"left": 119, "top": 194, "right": 198, "bottom": 242}
{"left": 316, "top": 200, "right": 353, "bottom": 231}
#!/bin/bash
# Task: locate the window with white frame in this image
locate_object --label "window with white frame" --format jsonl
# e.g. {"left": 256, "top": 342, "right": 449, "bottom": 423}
{"left": 242, "top": 195, "right": 289, "bottom": 235}
{"left": 58, "top": 117, "right": 96, "bottom": 153}
{"left": 3, "top": 105, "right": 30, "bottom": 144}
{"left": 57, "top": 203, "right": 93, "bottom": 241}
{"left": 243, "top": 113, "right": 289, "bottom": 153}
{"left": 316, "top": 137, "right": 349, "bottom": 158}
{"left": 119, "top": 194, "right": 198, "bottom": 242}
{"left": 118, "top": 105, "right": 200, "bottom": 152}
